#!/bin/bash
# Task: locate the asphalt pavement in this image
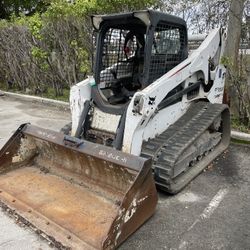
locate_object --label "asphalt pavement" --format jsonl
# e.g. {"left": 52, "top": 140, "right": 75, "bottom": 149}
{"left": 0, "top": 95, "right": 249, "bottom": 250}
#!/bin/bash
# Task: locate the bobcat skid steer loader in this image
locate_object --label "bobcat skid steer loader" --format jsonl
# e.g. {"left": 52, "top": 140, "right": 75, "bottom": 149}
{"left": 0, "top": 10, "right": 230, "bottom": 250}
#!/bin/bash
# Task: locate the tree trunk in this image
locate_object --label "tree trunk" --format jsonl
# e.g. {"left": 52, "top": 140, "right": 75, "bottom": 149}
{"left": 0, "top": 2, "right": 7, "bottom": 19}
{"left": 224, "top": 0, "right": 245, "bottom": 72}
{"left": 223, "top": 0, "right": 245, "bottom": 105}
{"left": 246, "top": 15, "right": 250, "bottom": 87}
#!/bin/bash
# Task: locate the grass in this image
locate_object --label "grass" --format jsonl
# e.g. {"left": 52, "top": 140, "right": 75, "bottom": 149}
{"left": 0, "top": 82, "right": 70, "bottom": 102}
{"left": 231, "top": 138, "right": 250, "bottom": 145}
{"left": 231, "top": 116, "right": 250, "bottom": 134}
{"left": 42, "top": 87, "right": 70, "bottom": 102}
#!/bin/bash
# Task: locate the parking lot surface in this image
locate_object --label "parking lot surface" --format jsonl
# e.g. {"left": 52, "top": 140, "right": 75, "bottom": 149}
{"left": 0, "top": 96, "right": 249, "bottom": 250}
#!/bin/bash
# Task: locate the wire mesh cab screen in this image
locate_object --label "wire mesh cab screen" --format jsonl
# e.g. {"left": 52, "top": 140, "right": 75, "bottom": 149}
{"left": 149, "top": 22, "right": 186, "bottom": 83}
{"left": 96, "top": 23, "right": 146, "bottom": 104}
{"left": 100, "top": 28, "right": 134, "bottom": 85}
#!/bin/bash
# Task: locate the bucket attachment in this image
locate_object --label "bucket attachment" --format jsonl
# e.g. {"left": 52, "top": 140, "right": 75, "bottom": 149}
{"left": 0, "top": 124, "right": 157, "bottom": 249}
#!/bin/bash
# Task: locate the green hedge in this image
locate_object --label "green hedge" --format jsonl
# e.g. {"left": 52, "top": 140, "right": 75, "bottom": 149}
{"left": 0, "top": 0, "right": 158, "bottom": 97}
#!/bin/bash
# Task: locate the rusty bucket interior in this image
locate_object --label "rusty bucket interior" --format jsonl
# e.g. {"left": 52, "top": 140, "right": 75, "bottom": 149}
{"left": 0, "top": 124, "right": 157, "bottom": 249}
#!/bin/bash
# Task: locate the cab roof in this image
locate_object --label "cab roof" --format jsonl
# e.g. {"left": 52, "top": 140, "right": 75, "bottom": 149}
{"left": 91, "top": 10, "right": 187, "bottom": 30}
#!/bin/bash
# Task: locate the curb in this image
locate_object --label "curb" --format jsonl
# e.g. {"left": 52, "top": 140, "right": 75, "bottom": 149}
{"left": 1, "top": 91, "right": 70, "bottom": 110}
{"left": 1, "top": 90, "right": 250, "bottom": 142}
{"left": 231, "top": 130, "right": 250, "bottom": 143}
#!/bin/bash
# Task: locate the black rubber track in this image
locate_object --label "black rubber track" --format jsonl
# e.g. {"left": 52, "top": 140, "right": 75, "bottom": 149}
{"left": 141, "top": 102, "right": 230, "bottom": 194}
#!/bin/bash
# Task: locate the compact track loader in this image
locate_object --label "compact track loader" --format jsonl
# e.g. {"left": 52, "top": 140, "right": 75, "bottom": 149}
{"left": 0, "top": 10, "right": 230, "bottom": 249}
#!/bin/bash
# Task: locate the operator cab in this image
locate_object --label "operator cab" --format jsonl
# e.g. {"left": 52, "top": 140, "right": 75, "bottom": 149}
{"left": 91, "top": 10, "right": 188, "bottom": 114}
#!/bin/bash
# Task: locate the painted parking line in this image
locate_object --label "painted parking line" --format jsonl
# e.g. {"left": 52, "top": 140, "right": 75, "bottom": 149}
{"left": 178, "top": 188, "right": 228, "bottom": 249}
{"left": 188, "top": 188, "right": 228, "bottom": 231}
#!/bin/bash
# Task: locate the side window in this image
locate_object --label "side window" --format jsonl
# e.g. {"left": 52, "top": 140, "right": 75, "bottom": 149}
{"left": 153, "top": 28, "right": 181, "bottom": 54}
{"left": 149, "top": 22, "right": 186, "bottom": 84}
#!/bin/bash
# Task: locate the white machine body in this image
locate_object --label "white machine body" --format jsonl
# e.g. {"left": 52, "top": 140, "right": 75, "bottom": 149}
{"left": 70, "top": 27, "right": 227, "bottom": 156}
